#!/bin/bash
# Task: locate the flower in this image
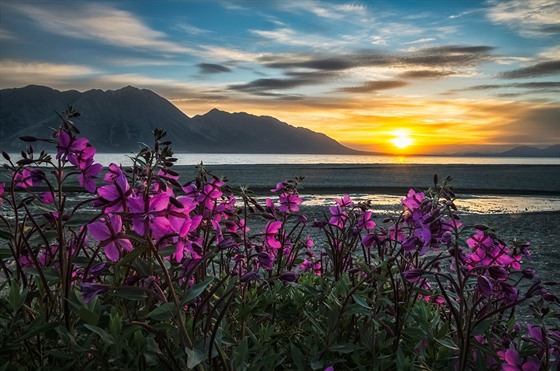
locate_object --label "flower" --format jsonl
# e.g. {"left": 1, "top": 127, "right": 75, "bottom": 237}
{"left": 264, "top": 221, "right": 283, "bottom": 249}
{"left": 329, "top": 205, "right": 347, "bottom": 228}
{"left": 97, "top": 172, "right": 131, "bottom": 212}
{"left": 88, "top": 214, "right": 133, "bottom": 261}
{"left": 78, "top": 159, "right": 103, "bottom": 193}
{"left": 402, "top": 189, "right": 425, "bottom": 211}
{"left": 278, "top": 192, "right": 302, "bottom": 213}
{"left": 128, "top": 193, "right": 171, "bottom": 238}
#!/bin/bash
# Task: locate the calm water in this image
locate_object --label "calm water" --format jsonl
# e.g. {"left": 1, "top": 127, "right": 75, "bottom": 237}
{"left": 92, "top": 153, "right": 560, "bottom": 166}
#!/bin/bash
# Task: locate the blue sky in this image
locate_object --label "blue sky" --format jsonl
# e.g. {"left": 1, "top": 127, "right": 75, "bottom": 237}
{"left": 0, "top": 0, "right": 558, "bottom": 153}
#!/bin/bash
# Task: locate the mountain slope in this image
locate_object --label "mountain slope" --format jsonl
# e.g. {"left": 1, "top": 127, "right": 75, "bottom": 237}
{"left": 0, "top": 85, "right": 360, "bottom": 154}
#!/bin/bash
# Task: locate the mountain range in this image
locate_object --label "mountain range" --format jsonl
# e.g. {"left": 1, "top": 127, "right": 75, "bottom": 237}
{"left": 0, "top": 85, "right": 558, "bottom": 157}
{"left": 0, "top": 85, "right": 360, "bottom": 154}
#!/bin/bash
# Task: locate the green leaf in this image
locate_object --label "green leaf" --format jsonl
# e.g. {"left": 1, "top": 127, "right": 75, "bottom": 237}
{"left": 182, "top": 276, "right": 214, "bottom": 305}
{"left": 435, "top": 337, "right": 460, "bottom": 351}
{"left": 8, "top": 283, "right": 27, "bottom": 312}
{"left": 18, "top": 321, "right": 58, "bottom": 341}
{"left": 84, "top": 324, "right": 114, "bottom": 345}
{"left": 290, "top": 343, "right": 306, "bottom": 370}
{"left": 352, "top": 294, "right": 372, "bottom": 310}
{"left": 329, "top": 343, "right": 357, "bottom": 354}
{"left": 0, "top": 229, "right": 13, "bottom": 240}
{"left": 79, "top": 306, "right": 100, "bottom": 326}
{"left": 112, "top": 286, "right": 147, "bottom": 301}
{"left": 185, "top": 347, "right": 205, "bottom": 369}
{"left": 144, "top": 302, "right": 175, "bottom": 321}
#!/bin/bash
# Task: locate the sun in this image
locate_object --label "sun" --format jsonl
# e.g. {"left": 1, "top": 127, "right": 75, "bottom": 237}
{"left": 390, "top": 129, "right": 413, "bottom": 149}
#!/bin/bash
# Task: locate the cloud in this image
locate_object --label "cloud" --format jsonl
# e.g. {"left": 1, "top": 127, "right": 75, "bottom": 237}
{"left": 0, "top": 28, "right": 17, "bottom": 40}
{"left": 486, "top": 0, "right": 560, "bottom": 37}
{"left": 278, "top": 1, "right": 367, "bottom": 20}
{"left": 403, "top": 38, "right": 436, "bottom": 45}
{"left": 398, "top": 70, "right": 455, "bottom": 79}
{"left": 500, "top": 60, "right": 560, "bottom": 79}
{"left": 197, "top": 63, "right": 232, "bottom": 74}
{"left": 338, "top": 80, "right": 408, "bottom": 93}
{"left": 0, "top": 59, "right": 98, "bottom": 88}
{"left": 228, "top": 71, "right": 331, "bottom": 95}
{"left": 262, "top": 45, "right": 495, "bottom": 74}
{"left": 8, "top": 2, "right": 196, "bottom": 54}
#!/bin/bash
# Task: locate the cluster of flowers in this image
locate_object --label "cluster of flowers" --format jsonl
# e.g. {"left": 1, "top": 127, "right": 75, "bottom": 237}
{"left": 2, "top": 116, "right": 558, "bottom": 370}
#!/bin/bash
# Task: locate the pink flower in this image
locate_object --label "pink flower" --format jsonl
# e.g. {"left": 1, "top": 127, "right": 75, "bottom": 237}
{"left": 89, "top": 214, "right": 133, "bottom": 261}
{"left": 39, "top": 192, "right": 54, "bottom": 204}
{"left": 0, "top": 182, "right": 5, "bottom": 204}
{"left": 79, "top": 159, "right": 103, "bottom": 193}
{"left": 279, "top": 192, "right": 302, "bottom": 213}
{"left": 264, "top": 221, "right": 283, "bottom": 249}
{"left": 97, "top": 172, "right": 131, "bottom": 212}
{"left": 329, "top": 205, "right": 347, "bottom": 228}
{"left": 127, "top": 193, "right": 171, "bottom": 238}
{"left": 13, "top": 169, "right": 33, "bottom": 189}
{"left": 335, "top": 195, "right": 353, "bottom": 207}
{"left": 402, "top": 189, "right": 424, "bottom": 211}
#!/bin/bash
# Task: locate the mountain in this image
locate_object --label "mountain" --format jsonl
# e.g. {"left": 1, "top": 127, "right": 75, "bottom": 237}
{"left": 0, "top": 85, "right": 361, "bottom": 154}
{"left": 462, "top": 145, "right": 560, "bottom": 158}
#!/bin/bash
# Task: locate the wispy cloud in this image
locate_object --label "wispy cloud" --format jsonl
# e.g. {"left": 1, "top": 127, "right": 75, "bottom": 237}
{"left": 278, "top": 1, "right": 367, "bottom": 20}
{"left": 486, "top": 0, "right": 560, "bottom": 37}
{"left": 0, "top": 59, "right": 98, "bottom": 88}
{"left": 197, "top": 63, "right": 232, "bottom": 74}
{"left": 9, "top": 2, "right": 196, "bottom": 54}
{"left": 338, "top": 80, "right": 408, "bottom": 93}
{"left": 499, "top": 60, "right": 560, "bottom": 79}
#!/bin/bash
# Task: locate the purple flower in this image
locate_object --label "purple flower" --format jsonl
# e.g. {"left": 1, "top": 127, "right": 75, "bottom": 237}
{"left": 13, "top": 169, "right": 33, "bottom": 189}
{"left": 403, "top": 268, "right": 425, "bottom": 283}
{"left": 128, "top": 193, "right": 171, "bottom": 238}
{"left": 329, "top": 205, "right": 347, "bottom": 228}
{"left": 498, "top": 348, "right": 541, "bottom": 371}
{"left": 0, "top": 182, "right": 4, "bottom": 204}
{"left": 477, "top": 275, "right": 494, "bottom": 298}
{"left": 89, "top": 214, "right": 133, "bottom": 261}
{"left": 335, "top": 195, "right": 353, "bottom": 207}
{"left": 278, "top": 192, "right": 302, "bottom": 213}
{"left": 402, "top": 189, "right": 424, "bottom": 211}
{"left": 56, "top": 130, "right": 87, "bottom": 162}
{"left": 81, "top": 282, "right": 109, "bottom": 304}
{"left": 356, "top": 211, "right": 375, "bottom": 231}
{"left": 264, "top": 221, "right": 282, "bottom": 249}
{"left": 38, "top": 192, "right": 54, "bottom": 204}
{"left": 97, "top": 172, "right": 131, "bottom": 212}
{"left": 79, "top": 159, "right": 103, "bottom": 193}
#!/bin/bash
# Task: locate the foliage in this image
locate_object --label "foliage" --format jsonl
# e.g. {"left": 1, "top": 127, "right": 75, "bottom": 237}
{"left": 0, "top": 109, "right": 558, "bottom": 370}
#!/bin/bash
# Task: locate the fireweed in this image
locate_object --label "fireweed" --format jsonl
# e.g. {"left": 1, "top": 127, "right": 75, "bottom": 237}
{"left": 0, "top": 110, "right": 558, "bottom": 370}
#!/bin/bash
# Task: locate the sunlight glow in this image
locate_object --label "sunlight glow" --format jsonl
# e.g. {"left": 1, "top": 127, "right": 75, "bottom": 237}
{"left": 390, "top": 130, "right": 413, "bottom": 149}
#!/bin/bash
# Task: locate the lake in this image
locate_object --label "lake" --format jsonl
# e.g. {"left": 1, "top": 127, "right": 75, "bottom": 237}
{"left": 92, "top": 153, "right": 560, "bottom": 166}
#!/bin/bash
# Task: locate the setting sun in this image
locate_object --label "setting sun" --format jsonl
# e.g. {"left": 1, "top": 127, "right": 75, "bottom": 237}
{"left": 390, "top": 130, "right": 413, "bottom": 149}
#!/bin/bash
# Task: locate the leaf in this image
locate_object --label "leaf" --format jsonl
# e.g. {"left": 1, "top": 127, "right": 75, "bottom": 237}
{"left": 290, "top": 343, "right": 306, "bottom": 370}
{"left": 352, "top": 294, "right": 372, "bottom": 310}
{"left": 17, "top": 321, "right": 58, "bottom": 341}
{"left": 182, "top": 276, "right": 214, "bottom": 305}
{"left": 79, "top": 307, "right": 100, "bottom": 326}
{"left": 112, "top": 286, "right": 147, "bottom": 301}
{"left": 84, "top": 324, "right": 114, "bottom": 345}
{"left": 8, "top": 283, "right": 27, "bottom": 312}
{"left": 185, "top": 347, "right": 205, "bottom": 369}
{"left": 0, "top": 229, "right": 13, "bottom": 240}
{"left": 144, "top": 302, "right": 175, "bottom": 321}
{"left": 0, "top": 248, "right": 13, "bottom": 259}
{"left": 329, "top": 343, "right": 357, "bottom": 354}
{"left": 435, "top": 337, "right": 460, "bottom": 351}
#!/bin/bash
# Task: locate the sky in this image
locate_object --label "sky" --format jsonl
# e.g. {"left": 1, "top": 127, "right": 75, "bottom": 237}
{"left": 0, "top": 0, "right": 559, "bottom": 154}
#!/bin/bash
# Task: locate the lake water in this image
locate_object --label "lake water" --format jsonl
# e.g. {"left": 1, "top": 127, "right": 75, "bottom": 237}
{"left": 92, "top": 153, "right": 560, "bottom": 166}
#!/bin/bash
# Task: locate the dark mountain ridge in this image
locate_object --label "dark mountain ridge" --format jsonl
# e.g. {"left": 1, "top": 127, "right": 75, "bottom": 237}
{"left": 0, "top": 85, "right": 362, "bottom": 154}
